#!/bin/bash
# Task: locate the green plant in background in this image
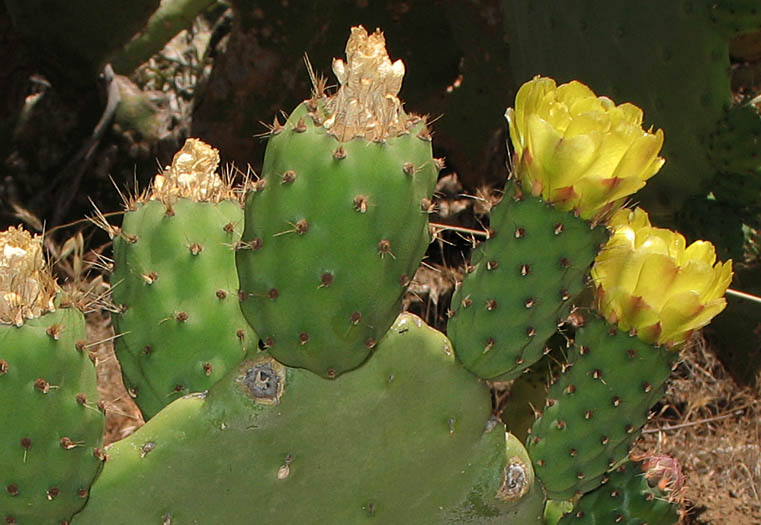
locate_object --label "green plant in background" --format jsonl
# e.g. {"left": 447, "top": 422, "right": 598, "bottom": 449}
{"left": 501, "top": 0, "right": 760, "bottom": 237}
{"left": 1, "top": 24, "right": 738, "bottom": 523}
{"left": 0, "top": 228, "right": 104, "bottom": 524}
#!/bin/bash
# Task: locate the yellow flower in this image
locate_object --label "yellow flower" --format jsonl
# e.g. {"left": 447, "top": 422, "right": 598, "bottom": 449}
{"left": 591, "top": 208, "right": 733, "bottom": 347}
{"left": 505, "top": 77, "right": 665, "bottom": 220}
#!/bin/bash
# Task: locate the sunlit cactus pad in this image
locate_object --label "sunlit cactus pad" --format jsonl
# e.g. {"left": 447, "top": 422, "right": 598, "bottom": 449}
{"left": 74, "top": 314, "right": 541, "bottom": 523}
{"left": 237, "top": 103, "right": 437, "bottom": 378}
{"left": 1, "top": 307, "right": 103, "bottom": 524}
{"left": 449, "top": 184, "right": 608, "bottom": 380}
{"left": 112, "top": 197, "right": 257, "bottom": 419}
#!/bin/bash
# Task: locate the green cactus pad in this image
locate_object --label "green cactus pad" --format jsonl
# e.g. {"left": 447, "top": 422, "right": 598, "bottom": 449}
{"left": 500, "top": 432, "right": 546, "bottom": 523}
{"left": 112, "top": 198, "right": 258, "bottom": 419}
{"left": 527, "top": 316, "right": 675, "bottom": 500}
{"left": 709, "top": 101, "right": 761, "bottom": 207}
{"left": 503, "top": 0, "right": 730, "bottom": 219}
{"left": 236, "top": 102, "right": 437, "bottom": 378}
{"left": 0, "top": 307, "right": 104, "bottom": 524}
{"left": 557, "top": 460, "right": 680, "bottom": 524}
{"left": 74, "top": 314, "right": 541, "bottom": 523}
{"left": 709, "top": 0, "right": 761, "bottom": 36}
{"left": 500, "top": 354, "right": 557, "bottom": 443}
{"left": 448, "top": 184, "right": 608, "bottom": 380}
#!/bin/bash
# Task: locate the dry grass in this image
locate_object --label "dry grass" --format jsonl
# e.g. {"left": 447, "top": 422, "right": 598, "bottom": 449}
{"left": 86, "top": 310, "right": 144, "bottom": 446}
{"left": 636, "top": 335, "right": 761, "bottom": 524}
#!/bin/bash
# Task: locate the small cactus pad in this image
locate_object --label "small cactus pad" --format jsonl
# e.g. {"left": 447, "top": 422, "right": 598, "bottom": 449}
{"left": 236, "top": 27, "right": 438, "bottom": 378}
{"left": 448, "top": 184, "right": 608, "bottom": 380}
{"left": 75, "top": 314, "right": 540, "bottom": 523}
{"left": 236, "top": 101, "right": 437, "bottom": 378}
{"left": 500, "top": 353, "right": 557, "bottom": 443}
{"left": 0, "top": 307, "right": 104, "bottom": 523}
{"left": 527, "top": 316, "right": 674, "bottom": 499}
{"left": 112, "top": 197, "right": 258, "bottom": 419}
{"left": 558, "top": 459, "right": 680, "bottom": 524}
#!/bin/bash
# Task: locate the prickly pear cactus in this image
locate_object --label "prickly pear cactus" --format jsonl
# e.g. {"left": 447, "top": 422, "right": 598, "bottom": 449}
{"left": 527, "top": 315, "right": 674, "bottom": 499}
{"left": 110, "top": 139, "right": 258, "bottom": 419}
{"left": 557, "top": 456, "right": 682, "bottom": 524}
{"left": 0, "top": 227, "right": 104, "bottom": 524}
{"left": 236, "top": 27, "right": 438, "bottom": 378}
{"left": 74, "top": 314, "right": 544, "bottom": 523}
{"left": 528, "top": 207, "right": 732, "bottom": 499}
{"left": 448, "top": 184, "right": 608, "bottom": 380}
{"left": 449, "top": 77, "right": 663, "bottom": 380}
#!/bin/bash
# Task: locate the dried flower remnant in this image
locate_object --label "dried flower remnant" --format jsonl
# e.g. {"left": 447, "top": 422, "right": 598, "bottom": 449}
{"left": 150, "top": 138, "right": 234, "bottom": 204}
{"left": 322, "top": 26, "right": 410, "bottom": 142}
{"left": 0, "top": 227, "right": 57, "bottom": 326}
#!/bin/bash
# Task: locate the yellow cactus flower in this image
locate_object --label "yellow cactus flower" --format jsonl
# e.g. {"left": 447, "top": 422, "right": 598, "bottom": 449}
{"left": 590, "top": 208, "right": 733, "bottom": 347}
{"left": 505, "top": 76, "right": 665, "bottom": 220}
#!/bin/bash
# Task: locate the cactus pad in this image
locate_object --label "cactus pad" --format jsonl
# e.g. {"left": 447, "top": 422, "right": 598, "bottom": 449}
{"left": 237, "top": 101, "right": 436, "bottom": 378}
{"left": 0, "top": 307, "right": 104, "bottom": 524}
{"left": 448, "top": 184, "right": 608, "bottom": 380}
{"left": 558, "top": 459, "right": 680, "bottom": 524}
{"left": 527, "top": 316, "right": 675, "bottom": 499}
{"left": 75, "top": 314, "right": 540, "bottom": 523}
{"left": 112, "top": 197, "right": 257, "bottom": 419}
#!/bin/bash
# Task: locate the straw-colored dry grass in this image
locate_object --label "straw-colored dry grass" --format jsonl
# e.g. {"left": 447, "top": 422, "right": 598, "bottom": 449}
{"left": 636, "top": 336, "right": 761, "bottom": 524}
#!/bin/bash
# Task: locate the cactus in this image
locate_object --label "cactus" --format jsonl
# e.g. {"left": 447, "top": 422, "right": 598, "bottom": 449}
{"left": 557, "top": 456, "right": 682, "bottom": 524}
{"left": 0, "top": 24, "right": 739, "bottom": 523}
{"left": 109, "top": 138, "right": 258, "bottom": 419}
{"left": 448, "top": 77, "right": 663, "bottom": 380}
{"left": 0, "top": 227, "right": 104, "bottom": 524}
{"left": 236, "top": 27, "right": 438, "bottom": 379}
{"left": 74, "top": 313, "right": 542, "bottom": 523}
{"left": 527, "top": 315, "right": 675, "bottom": 499}
{"left": 528, "top": 207, "right": 731, "bottom": 499}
